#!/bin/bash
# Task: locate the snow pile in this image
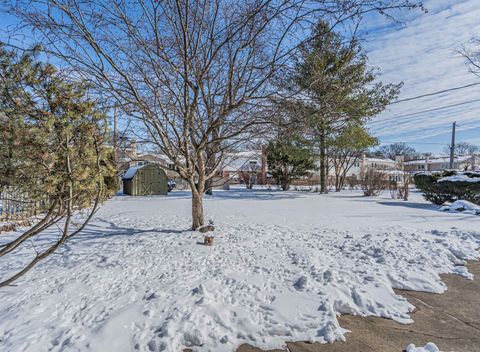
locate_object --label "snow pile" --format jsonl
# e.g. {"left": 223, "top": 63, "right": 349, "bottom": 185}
{"left": 0, "top": 190, "right": 479, "bottom": 351}
{"left": 405, "top": 342, "right": 440, "bottom": 352}
{"left": 438, "top": 172, "right": 480, "bottom": 183}
{"left": 440, "top": 200, "right": 480, "bottom": 215}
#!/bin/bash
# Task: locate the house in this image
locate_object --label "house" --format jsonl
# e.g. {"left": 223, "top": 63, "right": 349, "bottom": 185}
{"left": 350, "top": 155, "right": 396, "bottom": 177}
{"left": 404, "top": 155, "right": 479, "bottom": 172}
{"left": 122, "top": 164, "right": 169, "bottom": 196}
{"left": 210, "top": 149, "right": 268, "bottom": 187}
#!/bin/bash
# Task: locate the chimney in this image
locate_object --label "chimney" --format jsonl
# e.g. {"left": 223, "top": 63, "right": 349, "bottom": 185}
{"left": 395, "top": 155, "right": 404, "bottom": 170}
{"left": 130, "top": 139, "right": 137, "bottom": 157}
{"left": 360, "top": 153, "right": 366, "bottom": 177}
{"left": 425, "top": 154, "right": 429, "bottom": 171}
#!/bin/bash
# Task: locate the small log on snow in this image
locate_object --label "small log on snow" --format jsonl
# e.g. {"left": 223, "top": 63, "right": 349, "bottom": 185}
{"left": 204, "top": 236, "right": 214, "bottom": 246}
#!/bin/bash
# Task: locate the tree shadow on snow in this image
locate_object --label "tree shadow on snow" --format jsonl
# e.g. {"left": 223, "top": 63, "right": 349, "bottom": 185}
{"left": 72, "top": 218, "right": 191, "bottom": 243}
{"left": 206, "top": 188, "right": 303, "bottom": 201}
{"left": 377, "top": 201, "right": 439, "bottom": 210}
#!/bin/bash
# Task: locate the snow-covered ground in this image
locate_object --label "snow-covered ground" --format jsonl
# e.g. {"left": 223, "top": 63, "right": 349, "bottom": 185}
{"left": 441, "top": 199, "right": 480, "bottom": 215}
{"left": 1, "top": 188, "right": 479, "bottom": 352}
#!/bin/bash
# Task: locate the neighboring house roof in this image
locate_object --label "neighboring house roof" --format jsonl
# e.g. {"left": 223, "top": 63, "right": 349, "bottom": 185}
{"left": 134, "top": 153, "right": 171, "bottom": 164}
{"left": 405, "top": 156, "right": 472, "bottom": 165}
{"left": 221, "top": 151, "right": 262, "bottom": 172}
{"left": 365, "top": 157, "right": 395, "bottom": 163}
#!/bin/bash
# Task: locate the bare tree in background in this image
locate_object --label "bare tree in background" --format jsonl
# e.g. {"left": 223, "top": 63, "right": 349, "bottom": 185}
{"left": 442, "top": 141, "right": 480, "bottom": 156}
{"left": 329, "top": 124, "right": 378, "bottom": 191}
{"left": 461, "top": 36, "right": 480, "bottom": 76}
{"left": 2, "top": 0, "right": 422, "bottom": 229}
{"left": 376, "top": 142, "right": 418, "bottom": 160}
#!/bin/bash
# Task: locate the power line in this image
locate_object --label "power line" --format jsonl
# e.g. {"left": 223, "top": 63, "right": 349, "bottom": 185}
{"left": 371, "top": 98, "right": 480, "bottom": 124}
{"left": 377, "top": 141, "right": 446, "bottom": 145}
{"left": 390, "top": 82, "right": 480, "bottom": 105}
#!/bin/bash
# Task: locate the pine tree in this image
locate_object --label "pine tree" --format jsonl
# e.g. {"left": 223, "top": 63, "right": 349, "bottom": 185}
{"left": 0, "top": 45, "right": 116, "bottom": 286}
{"left": 291, "top": 21, "right": 401, "bottom": 193}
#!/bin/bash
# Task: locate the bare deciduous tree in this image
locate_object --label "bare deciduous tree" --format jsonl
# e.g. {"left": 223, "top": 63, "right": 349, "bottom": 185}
{"left": 375, "top": 142, "right": 418, "bottom": 161}
{"left": 442, "top": 141, "right": 480, "bottom": 156}
{"left": 2, "top": 0, "right": 422, "bottom": 229}
{"left": 329, "top": 124, "right": 378, "bottom": 191}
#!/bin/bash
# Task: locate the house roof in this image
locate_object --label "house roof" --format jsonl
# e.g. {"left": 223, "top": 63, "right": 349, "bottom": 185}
{"left": 221, "top": 151, "right": 262, "bottom": 172}
{"left": 365, "top": 157, "right": 395, "bottom": 163}
{"left": 405, "top": 155, "right": 472, "bottom": 165}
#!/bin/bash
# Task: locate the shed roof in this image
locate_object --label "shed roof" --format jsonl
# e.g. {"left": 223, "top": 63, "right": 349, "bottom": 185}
{"left": 122, "top": 165, "right": 144, "bottom": 180}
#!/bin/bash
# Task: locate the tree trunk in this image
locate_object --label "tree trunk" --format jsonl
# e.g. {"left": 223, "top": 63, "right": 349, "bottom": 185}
{"left": 204, "top": 179, "right": 213, "bottom": 195}
{"left": 339, "top": 172, "right": 347, "bottom": 191}
{"left": 191, "top": 188, "right": 205, "bottom": 230}
{"left": 319, "top": 132, "right": 327, "bottom": 193}
{"left": 335, "top": 174, "right": 341, "bottom": 192}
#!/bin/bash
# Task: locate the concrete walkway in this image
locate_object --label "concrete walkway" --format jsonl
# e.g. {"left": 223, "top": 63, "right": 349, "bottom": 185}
{"left": 237, "top": 261, "right": 480, "bottom": 352}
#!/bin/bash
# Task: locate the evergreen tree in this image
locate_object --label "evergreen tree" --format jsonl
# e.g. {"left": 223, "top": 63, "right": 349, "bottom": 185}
{"left": 0, "top": 45, "right": 116, "bottom": 286}
{"left": 291, "top": 21, "right": 401, "bottom": 193}
{"left": 266, "top": 135, "right": 315, "bottom": 191}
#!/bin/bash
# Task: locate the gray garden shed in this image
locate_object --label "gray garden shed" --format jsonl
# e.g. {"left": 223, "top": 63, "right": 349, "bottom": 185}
{"left": 122, "top": 164, "right": 169, "bottom": 196}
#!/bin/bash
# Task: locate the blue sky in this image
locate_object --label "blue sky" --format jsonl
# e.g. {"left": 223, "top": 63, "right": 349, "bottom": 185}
{"left": 362, "top": 0, "right": 480, "bottom": 154}
{"left": 1, "top": 1, "right": 479, "bottom": 154}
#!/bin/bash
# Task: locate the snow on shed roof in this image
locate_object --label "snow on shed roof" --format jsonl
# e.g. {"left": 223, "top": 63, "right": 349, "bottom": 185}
{"left": 122, "top": 165, "right": 144, "bottom": 180}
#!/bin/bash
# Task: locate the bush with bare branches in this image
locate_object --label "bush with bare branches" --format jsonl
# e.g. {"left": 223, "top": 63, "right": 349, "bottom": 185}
{"left": 360, "top": 169, "right": 388, "bottom": 197}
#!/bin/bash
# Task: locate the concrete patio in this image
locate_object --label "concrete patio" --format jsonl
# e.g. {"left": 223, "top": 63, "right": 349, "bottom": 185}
{"left": 236, "top": 261, "right": 480, "bottom": 352}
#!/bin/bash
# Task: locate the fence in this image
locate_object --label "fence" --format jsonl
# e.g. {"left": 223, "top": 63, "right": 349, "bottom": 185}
{"left": 0, "top": 187, "right": 43, "bottom": 224}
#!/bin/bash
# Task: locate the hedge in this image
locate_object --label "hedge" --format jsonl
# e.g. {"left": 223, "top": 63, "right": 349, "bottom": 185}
{"left": 414, "top": 170, "right": 480, "bottom": 205}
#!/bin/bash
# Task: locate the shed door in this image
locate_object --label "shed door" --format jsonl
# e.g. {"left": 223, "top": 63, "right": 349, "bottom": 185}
{"left": 150, "top": 167, "right": 160, "bottom": 194}
{"left": 144, "top": 166, "right": 162, "bottom": 195}
{"left": 145, "top": 167, "right": 154, "bottom": 195}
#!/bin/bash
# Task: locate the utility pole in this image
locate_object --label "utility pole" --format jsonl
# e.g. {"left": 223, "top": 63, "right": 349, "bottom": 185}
{"left": 449, "top": 121, "right": 456, "bottom": 169}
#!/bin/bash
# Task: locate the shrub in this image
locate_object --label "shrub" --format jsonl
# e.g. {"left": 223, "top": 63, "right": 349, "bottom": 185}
{"left": 389, "top": 180, "right": 398, "bottom": 199}
{"left": 266, "top": 136, "right": 315, "bottom": 191}
{"left": 414, "top": 171, "right": 480, "bottom": 205}
{"left": 361, "top": 169, "right": 388, "bottom": 196}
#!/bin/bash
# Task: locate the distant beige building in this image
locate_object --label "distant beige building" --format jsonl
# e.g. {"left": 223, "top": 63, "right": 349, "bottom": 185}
{"left": 405, "top": 155, "right": 479, "bottom": 172}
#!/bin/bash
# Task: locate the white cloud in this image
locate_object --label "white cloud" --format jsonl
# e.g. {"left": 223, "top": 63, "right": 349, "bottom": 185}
{"left": 364, "top": 0, "right": 480, "bottom": 153}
